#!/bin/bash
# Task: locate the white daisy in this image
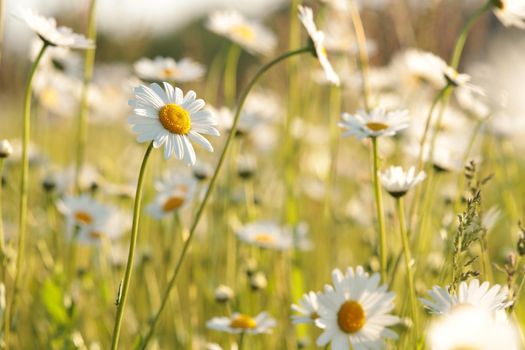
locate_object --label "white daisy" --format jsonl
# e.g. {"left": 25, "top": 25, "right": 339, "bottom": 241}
{"left": 134, "top": 56, "right": 205, "bottom": 83}
{"left": 339, "top": 107, "right": 410, "bottom": 140}
{"left": 15, "top": 8, "right": 94, "bottom": 49}
{"left": 236, "top": 221, "right": 294, "bottom": 251}
{"left": 206, "top": 10, "right": 276, "bottom": 56}
{"left": 315, "top": 266, "right": 400, "bottom": 350}
{"left": 380, "top": 166, "right": 426, "bottom": 197}
{"left": 298, "top": 6, "right": 340, "bottom": 86}
{"left": 420, "top": 279, "right": 512, "bottom": 315}
{"left": 206, "top": 312, "right": 276, "bottom": 334}
{"left": 146, "top": 175, "right": 195, "bottom": 219}
{"left": 82, "top": 209, "right": 131, "bottom": 245}
{"left": 492, "top": 0, "right": 525, "bottom": 29}
{"left": 56, "top": 195, "right": 110, "bottom": 239}
{"left": 291, "top": 291, "right": 320, "bottom": 325}
{"left": 128, "top": 82, "right": 220, "bottom": 166}
{"left": 427, "top": 305, "right": 521, "bottom": 350}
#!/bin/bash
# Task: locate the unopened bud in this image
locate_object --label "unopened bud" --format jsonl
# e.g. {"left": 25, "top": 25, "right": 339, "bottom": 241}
{"left": 0, "top": 140, "right": 13, "bottom": 159}
{"left": 214, "top": 284, "right": 234, "bottom": 303}
{"left": 249, "top": 271, "right": 267, "bottom": 291}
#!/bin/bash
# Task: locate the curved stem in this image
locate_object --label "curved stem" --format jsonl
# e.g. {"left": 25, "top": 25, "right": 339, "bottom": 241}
{"left": 371, "top": 137, "right": 387, "bottom": 283}
{"left": 110, "top": 142, "right": 154, "bottom": 350}
{"left": 395, "top": 197, "right": 419, "bottom": 340}
{"left": 135, "top": 47, "right": 310, "bottom": 350}
{"left": 7, "top": 41, "right": 48, "bottom": 347}
{"left": 74, "top": 0, "right": 97, "bottom": 194}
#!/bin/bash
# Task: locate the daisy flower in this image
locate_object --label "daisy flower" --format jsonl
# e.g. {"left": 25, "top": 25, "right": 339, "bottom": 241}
{"left": 128, "top": 82, "right": 220, "bottom": 166}
{"left": 134, "top": 56, "right": 205, "bottom": 83}
{"left": 315, "top": 266, "right": 400, "bottom": 350}
{"left": 298, "top": 6, "right": 340, "bottom": 86}
{"left": 339, "top": 107, "right": 410, "bottom": 140}
{"left": 56, "top": 195, "right": 110, "bottom": 238}
{"left": 427, "top": 305, "right": 521, "bottom": 350}
{"left": 420, "top": 279, "right": 512, "bottom": 315}
{"left": 380, "top": 166, "right": 426, "bottom": 197}
{"left": 492, "top": 0, "right": 525, "bottom": 29}
{"left": 291, "top": 291, "right": 320, "bottom": 325}
{"left": 235, "top": 221, "right": 293, "bottom": 251}
{"left": 82, "top": 209, "right": 131, "bottom": 245}
{"left": 146, "top": 175, "right": 195, "bottom": 219}
{"left": 206, "top": 312, "right": 276, "bottom": 334}
{"left": 206, "top": 10, "right": 276, "bottom": 56}
{"left": 15, "top": 8, "right": 94, "bottom": 49}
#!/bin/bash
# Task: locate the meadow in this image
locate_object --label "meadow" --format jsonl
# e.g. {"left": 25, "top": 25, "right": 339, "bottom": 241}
{"left": 0, "top": 0, "right": 525, "bottom": 349}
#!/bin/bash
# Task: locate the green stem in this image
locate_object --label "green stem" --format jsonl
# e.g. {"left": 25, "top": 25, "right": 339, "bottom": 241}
{"left": 74, "top": 0, "right": 97, "bottom": 194}
{"left": 239, "top": 332, "right": 245, "bottom": 350}
{"left": 395, "top": 197, "right": 419, "bottom": 339}
{"left": 0, "top": 159, "right": 5, "bottom": 255}
{"left": 135, "top": 47, "right": 311, "bottom": 350}
{"left": 7, "top": 41, "right": 48, "bottom": 347}
{"left": 450, "top": 0, "right": 492, "bottom": 70}
{"left": 110, "top": 142, "right": 154, "bottom": 350}
{"left": 371, "top": 137, "right": 387, "bottom": 282}
{"left": 224, "top": 44, "right": 241, "bottom": 107}
{"left": 349, "top": 0, "right": 371, "bottom": 111}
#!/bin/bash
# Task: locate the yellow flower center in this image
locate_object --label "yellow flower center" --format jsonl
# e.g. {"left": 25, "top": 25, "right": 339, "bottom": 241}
{"left": 162, "top": 67, "right": 178, "bottom": 78}
{"left": 41, "top": 87, "right": 59, "bottom": 108}
{"left": 253, "top": 233, "right": 275, "bottom": 244}
{"left": 158, "top": 104, "right": 191, "bottom": 135}
{"left": 74, "top": 211, "right": 93, "bottom": 225}
{"left": 230, "top": 314, "right": 257, "bottom": 329}
{"left": 162, "top": 196, "right": 185, "bottom": 212}
{"left": 89, "top": 231, "right": 104, "bottom": 239}
{"left": 232, "top": 25, "right": 254, "bottom": 41}
{"left": 366, "top": 122, "right": 389, "bottom": 132}
{"left": 337, "top": 300, "right": 366, "bottom": 334}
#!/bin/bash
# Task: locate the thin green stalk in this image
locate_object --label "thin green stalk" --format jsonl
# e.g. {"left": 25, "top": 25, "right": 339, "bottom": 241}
{"left": 7, "top": 41, "right": 49, "bottom": 347}
{"left": 0, "top": 159, "right": 5, "bottom": 256}
{"left": 349, "top": 0, "right": 371, "bottom": 111}
{"left": 238, "top": 332, "right": 245, "bottom": 350}
{"left": 110, "top": 142, "right": 154, "bottom": 350}
{"left": 135, "top": 47, "right": 311, "bottom": 350}
{"left": 395, "top": 197, "right": 419, "bottom": 340}
{"left": 371, "top": 137, "right": 387, "bottom": 283}
{"left": 224, "top": 44, "right": 241, "bottom": 106}
{"left": 74, "top": 0, "right": 97, "bottom": 194}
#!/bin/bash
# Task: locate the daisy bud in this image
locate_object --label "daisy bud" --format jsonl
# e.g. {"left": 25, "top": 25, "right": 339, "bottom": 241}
{"left": 249, "top": 271, "right": 267, "bottom": 291}
{"left": 245, "top": 258, "right": 258, "bottom": 277}
{"left": 193, "top": 162, "right": 213, "bottom": 181}
{"left": 517, "top": 232, "right": 525, "bottom": 256}
{"left": 42, "top": 175, "right": 57, "bottom": 193}
{"left": 237, "top": 154, "right": 256, "bottom": 180}
{"left": 214, "top": 284, "right": 234, "bottom": 303}
{"left": 0, "top": 140, "right": 13, "bottom": 159}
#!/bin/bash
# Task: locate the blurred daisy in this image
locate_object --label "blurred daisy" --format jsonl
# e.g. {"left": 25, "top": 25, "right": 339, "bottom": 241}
{"left": 315, "top": 266, "right": 399, "bottom": 349}
{"left": 206, "top": 312, "right": 276, "bottom": 334}
{"left": 15, "top": 8, "right": 94, "bottom": 49}
{"left": 236, "top": 221, "right": 293, "bottom": 250}
{"left": 291, "top": 291, "right": 320, "bottom": 325}
{"left": 56, "top": 195, "right": 109, "bottom": 238}
{"left": 492, "top": 0, "right": 525, "bottom": 29}
{"left": 298, "top": 6, "right": 340, "bottom": 86}
{"left": 146, "top": 175, "right": 195, "bottom": 219}
{"left": 134, "top": 57, "right": 205, "bottom": 83}
{"left": 339, "top": 107, "right": 410, "bottom": 140}
{"left": 206, "top": 10, "right": 276, "bottom": 56}
{"left": 427, "top": 305, "right": 521, "bottom": 350}
{"left": 33, "top": 69, "right": 80, "bottom": 118}
{"left": 82, "top": 209, "right": 131, "bottom": 245}
{"left": 420, "top": 279, "right": 512, "bottom": 315}
{"left": 0, "top": 140, "right": 13, "bottom": 158}
{"left": 128, "top": 82, "right": 219, "bottom": 166}
{"left": 380, "top": 166, "right": 426, "bottom": 197}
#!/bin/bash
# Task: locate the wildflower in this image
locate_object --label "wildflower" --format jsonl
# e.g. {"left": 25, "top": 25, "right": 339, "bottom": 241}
{"left": 206, "top": 10, "right": 276, "bottom": 56}
{"left": 134, "top": 56, "right": 205, "bottom": 83}
{"left": 249, "top": 271, "right": 268, "bottom": 291}
{"left": 15, "top": 8, "right": 93, "bottom": 49}
{"left": 380, "top": 166, "right": 426, "bottom": 198}
{"left": 298, "top": 6, "right": 340, "bottom": 86}
{"left": 0, "top": 140, "right": 13, "bottom": 158}
{"left": 315, "top": 267, "right": 399, "bottom": 349}
{"left": 427, "top": 305, "right": 520, "bottom": 350}
{"left": 206, "top": 312, "right": 276, "bottom": 334}
{"left": 146, "top": 175, "right": 195, "bottom": 219}
{"left": 339, "top": 107, "right": 410, "bottom": 140}
{"left": 192, "top": 161, "right": 213, "bottom": 181}
{"left": 128, "top": 82, "right": 219, "bottom": 166}
{"left": 236, "top": 221, "right": 292, "bottom": 251}
{"left": 492, "top": 0, "right": 525, "bottom": 29}
{"left": 214, "top": 285, "right": 234, "bottom": 303}
{"left": 291, "top": 291, "right": 320, "bottom": 325}
{"left": 56, "top": 195, "right": 110, "bottom": 239}
{"left": 420, "top": 279, "right": 512, "bottom": 315}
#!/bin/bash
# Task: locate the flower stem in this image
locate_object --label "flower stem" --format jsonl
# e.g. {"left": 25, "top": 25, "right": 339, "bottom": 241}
{"left": 395, "top": 197, "right": 419, "bottom": 340}
{"left": 7, "top": 41, "right": 48, "bottom": 347}
{"left": 349, "top": 0, "right": 371, "bottom": 111}
{"left": 135, "top": 47, "right": 311, "bottom": 350}
{"left": 74, "top": 0, "right": 97, "bottom": 194}
{"left": 224, "top": 43, "right": 241, "bottom": 106}
{"left": 371, "top": 137, "right": 387, "bottom": 283}
{"left": 239, "top": 333, "right": 245, "bottom": 350}
{"left": 110, "top": 142, "right": 154, "bottom": 350}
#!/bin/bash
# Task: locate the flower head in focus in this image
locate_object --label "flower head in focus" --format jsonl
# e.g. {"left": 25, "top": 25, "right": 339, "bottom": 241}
{"left": 492, "top": 0, "right": 525, "bottom": 29}
{"left": 380, "top": 166, "right": 426, "bottom": 198}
